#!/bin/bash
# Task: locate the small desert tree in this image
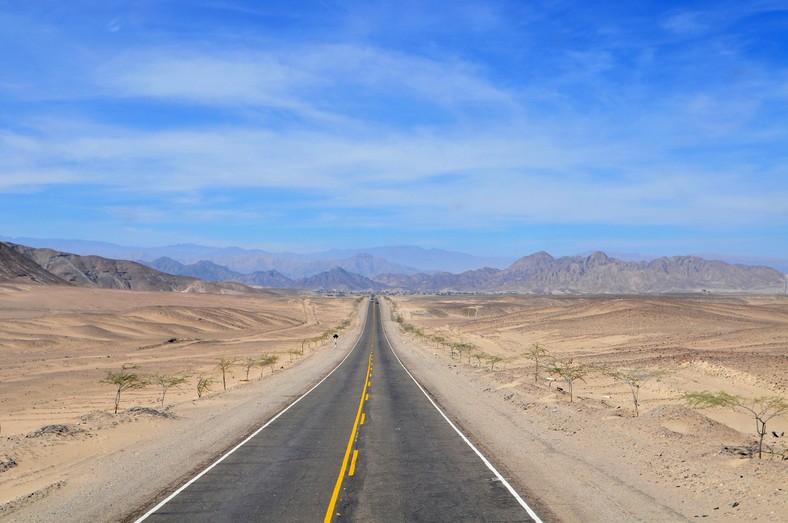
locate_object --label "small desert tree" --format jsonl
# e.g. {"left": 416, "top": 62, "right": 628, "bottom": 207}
{"left": 101, "top": 363, "right": 147, "bottom": 414}
{"left": 684, "top": 391, "right": 788, "bottom": 459}
{"left": 524, "top": 342, "right": 549, "bottom": 383}
{"left": 605, "top": 367, "right": 668, "bottom": 417}
{"left": 196, "top": 375, "right": 213, "bottom": 398}
{"left": 216, "top": 357, "right": 235, "bottom": 391}
{"left": 259, "top": 354, "right": 279, "bottom": 377}
{"left": 151, "top": 373, "right": 188, "bottom": 408}
{"left": 455, "top": 343, "right": 474, "bottom": 364}
{"left": 546, "top": 358, "right": 589, "bottom": 403}
{"left": 487, "top": 355, "right": 504, "bottom": 371}
{"left": 242, "top": 357, "right": 257, "bottom": 381}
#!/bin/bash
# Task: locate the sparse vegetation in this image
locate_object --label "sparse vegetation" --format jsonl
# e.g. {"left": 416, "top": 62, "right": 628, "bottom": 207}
{"left": 259, "top": 354, "right": 280, "bottom": 376}
{"left": 196, "top": 375, "right": 213, "bottom": 398}
{"left": 242, "top": 357, "right": 257, "bottom": 381}
{"left": 524, "top": 342, "right": 549, "bottom": 383}
{"left": 216, "top": 357, "right": 235, "bottom": 391}
{"left": 487, "top": 354, "right": 504, "bottom": 371}
{"left": 151, "top": 373, "right": 188, "bottom": 408}
{"left": 455, "top": 342, "right": 474, "bottom": 363}
{"left": 299, "top": 302, "right": 360, "bottom": 352}
{"left": 100, "top": 363, "right": 147, "bottom": 414}
{"left": 685, "top": 391, "right": 788, "bottom": 459}
{"left": 604, "top": 367, "right": 668, "bottom": 417}
{"left": 546, "top": 359, "right": 589, "bottom": 402}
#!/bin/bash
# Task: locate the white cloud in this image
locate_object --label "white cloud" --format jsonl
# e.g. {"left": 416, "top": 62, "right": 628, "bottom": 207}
{"left": 3, "top": 113, "right": 785, "bottom": 232}
{"left": 100, "top": 44, "right": 516, "bottom": 122}
{"left": 661, "top": 11, "right": 708, "bottom": 36}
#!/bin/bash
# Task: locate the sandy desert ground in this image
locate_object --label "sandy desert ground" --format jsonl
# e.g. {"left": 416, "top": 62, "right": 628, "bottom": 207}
{"left": 1, "top": 286, "right": 786, "bottom": 522}
{"left": 383, "top": 294, "right": 787, "bottom": 521}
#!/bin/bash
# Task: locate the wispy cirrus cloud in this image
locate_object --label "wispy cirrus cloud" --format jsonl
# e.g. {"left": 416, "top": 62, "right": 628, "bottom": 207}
{"left": 98, "top": 44, "right": 517, "bottom": 128}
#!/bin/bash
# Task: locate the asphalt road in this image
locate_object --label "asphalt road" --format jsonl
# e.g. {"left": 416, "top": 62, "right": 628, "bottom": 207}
{"left": 134, "top": 299, "right": 540, "bottom": 522}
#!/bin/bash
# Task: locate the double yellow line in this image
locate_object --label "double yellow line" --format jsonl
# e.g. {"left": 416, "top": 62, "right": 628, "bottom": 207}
{"left": 323, "top": 350, "right": 373, "bottom": 522}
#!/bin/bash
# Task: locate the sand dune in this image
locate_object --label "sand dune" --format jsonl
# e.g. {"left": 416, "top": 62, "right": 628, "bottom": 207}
{"left": 0, "top": 285, "right": 356, "bottom": 438}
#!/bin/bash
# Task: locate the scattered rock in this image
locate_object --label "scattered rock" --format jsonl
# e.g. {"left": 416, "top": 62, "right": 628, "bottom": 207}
{"left": 26, "top": 424, "right": 82, "bottom": 438}
{"left": 125, "top": 406, "right": 175, "bottom": 418}
{"left": 0, "top": 456, "right": 17, "bottom": 472}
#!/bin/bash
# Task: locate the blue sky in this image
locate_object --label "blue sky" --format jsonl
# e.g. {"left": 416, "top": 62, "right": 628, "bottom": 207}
{"left": 1, "top": 1, "right": 786, "bottom": 260}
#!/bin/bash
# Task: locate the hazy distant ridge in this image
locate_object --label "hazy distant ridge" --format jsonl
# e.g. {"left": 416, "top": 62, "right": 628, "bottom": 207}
{"left": 143, "top": 257, "right": 294, "bottom": 288}
{"left": 0, "top": 237, "right": 508, "bottom": 276}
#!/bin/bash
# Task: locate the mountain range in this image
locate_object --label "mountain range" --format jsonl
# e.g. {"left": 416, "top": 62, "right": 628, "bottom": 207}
{"left": 376, "top": 251, "right": 787, "bottom": 294}
{"left": 1, "top": 241, "right": 785, "bottom": 295}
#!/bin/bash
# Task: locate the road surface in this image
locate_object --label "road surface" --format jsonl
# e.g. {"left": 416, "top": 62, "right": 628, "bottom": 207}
{"left": 133, "top": 299, "right": 541, "bottom": 522}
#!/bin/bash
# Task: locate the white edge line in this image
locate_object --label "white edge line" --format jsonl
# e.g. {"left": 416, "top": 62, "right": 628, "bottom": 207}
{"left": 134, "top": 302, "right": 370, "bottom": 522}
{"left": 380, "top": 313, "right": 545, "bottom": 523}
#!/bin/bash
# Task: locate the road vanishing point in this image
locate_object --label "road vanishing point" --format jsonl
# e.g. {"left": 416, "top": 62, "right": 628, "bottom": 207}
{"left": 132, "top": 299, "right": 542, "bottom": 522}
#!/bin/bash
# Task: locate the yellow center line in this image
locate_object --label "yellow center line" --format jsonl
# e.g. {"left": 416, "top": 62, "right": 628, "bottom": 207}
{"left": 348, "top": 450, "right": 359, "bottom": 477}
{"left": 360, "top": 413, "right": 366, "bottom": 425}
{"left": 323, "top": 351, "right": 373, "bottom": 523}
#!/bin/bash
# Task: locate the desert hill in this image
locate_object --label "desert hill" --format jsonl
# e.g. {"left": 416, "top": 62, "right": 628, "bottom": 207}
{"left": 7, "top": 243, "right": 201, "bottom": 291}
{"left": 297, "top": 267, "right": 387, "bottom": 292}
{"left": 0, "top": 243, "right": 263, "bottom": 294}
{"left": 0, "top": 242, "right": 70, "bottom": 285}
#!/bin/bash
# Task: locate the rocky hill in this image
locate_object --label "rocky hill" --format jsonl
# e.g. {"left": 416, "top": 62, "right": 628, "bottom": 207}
{"left": 0, "top": 242, "right": 71, "bottom": 285}
{"left": 1, "top": 243, "right": 262, "bottom": 293}
{"left": 376, "top": 251, "right": 787, "bottom": 294}
{"left": 297, "top": 268, "right": 387, "bottom": 292}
